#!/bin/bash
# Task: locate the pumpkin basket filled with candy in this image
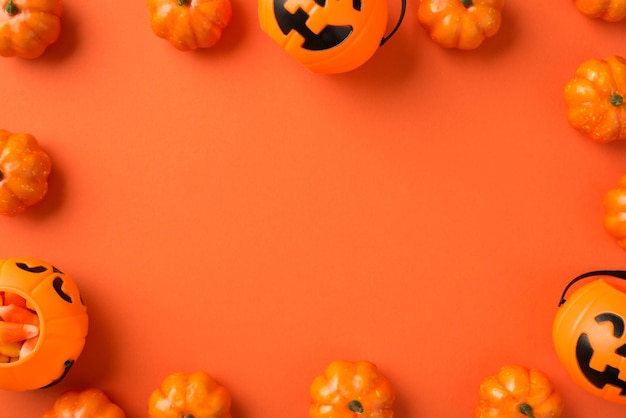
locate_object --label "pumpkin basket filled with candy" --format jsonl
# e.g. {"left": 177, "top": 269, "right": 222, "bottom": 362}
{"left": 0, "top": 257, "right": 88, "bottom": 391}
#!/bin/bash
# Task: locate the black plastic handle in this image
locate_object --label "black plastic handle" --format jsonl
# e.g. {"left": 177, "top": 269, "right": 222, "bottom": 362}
{"left": 558, "top": 270, "right": 626, "bottom": 307}
{"left": 380, "top": 0, "right": 407, "bottom": 46}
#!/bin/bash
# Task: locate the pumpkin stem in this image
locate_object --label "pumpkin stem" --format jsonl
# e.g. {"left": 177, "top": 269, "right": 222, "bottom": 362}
{"left": 519, "top": 403, "right": 536, "bottom": 418}
{"left": 5, "top": 0, "right": 18, "bottom": 15}
{"left": 348, "top": 400, "right": 364, "bottom": 414}
{"left": 177, "top": 0, "right": 190, "bottom": 5}
{"left": 461, "top": 0, "right": 473, "bottom": 7}
{"left": 611, "top": 94, "right": 624, "bottom": 107}
{"left": 183, "top": 415, "right": 195, "bottom": 418}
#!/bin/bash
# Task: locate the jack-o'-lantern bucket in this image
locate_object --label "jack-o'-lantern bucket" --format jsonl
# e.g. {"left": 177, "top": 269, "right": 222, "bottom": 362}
{"left": 553, "top": 270, "right": 626, "bottom": 404}
{"left": 258, "top": 0, "right": 407, "bottom": 74}
{"left": 0, "top": 257, "right": 88, "bottom": 391}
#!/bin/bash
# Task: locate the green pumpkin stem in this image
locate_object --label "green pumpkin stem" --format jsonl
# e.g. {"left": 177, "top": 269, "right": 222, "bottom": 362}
{"left": 461, "top": 0, "right": 473, "bottom": 7}
{"left": 611, "top": 94, "right": 624, "bottom": 107}
{"left": 348, "top": 400, "right": 364, "bottom": 414}
{"left": 177, "top": 0, "right": 190, "bottom": 5}
{"left": 519, "top": 403, "right": 536, "bottom": 418}
{"left": 5, "top": 0, "right": 18, "bottom": 15}
{"left": 183, "top": 415, "right": 195, "bottom": 418}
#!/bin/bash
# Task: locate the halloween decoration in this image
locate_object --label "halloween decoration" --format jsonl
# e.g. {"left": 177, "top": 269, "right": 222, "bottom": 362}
{"left": 0, "top": 293, "right": 40, "bottom": 363}
{"left": 553, "top": 270, "right": 626, "bottom": 404}
{"left": 417, "top": 0, "right": 504, "bottom": 50}
{"left": 258, "top": 0, "right": 406, "bottom": 74}
{"left": 563, "top": 55, "right": 626, "bottom": 143}
{"left": 0, "top": 129, "right": 52, "bottom": 217}
{"left": 604, "top": 174, "right": 626, "bottom": 250}
{"left": 147, "top": 0, "right": 232, "bottom": 51}
{"left": 476, "top": 364, "right": 564, "bottom": 418}
{"left": 42, "top": 388, "right": 126, "bottom": 418}
{"left": 148, "top": 371, "right": 232, "bottom": 418}
{"left": 574, "top": 0, "right": 626, "bottom": 22}
{"left": 309, "top": 359, "right": 395, "bottom": 418}
{"left": 0, "top": 0, "right": 62, "bottom": 58}
{"left": 0, "top": 257, "right": 88, "bottom": 391}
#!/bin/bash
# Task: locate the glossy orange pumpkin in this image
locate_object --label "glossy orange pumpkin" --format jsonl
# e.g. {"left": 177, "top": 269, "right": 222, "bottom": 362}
{"left": 42, "top": 388, "right": 126, "bottom": 418}
{"left": 476, "top": 364, "right": 564, "bottom": 418}
{"left": 0, "top": 0, "right": 62, "bottom": 58}
{"left": 553, "top": 270, "right": 626, "bottom": 404}
{"left": 417, "top": 0, "right": 504, "bottom": 50}
{"left": 574, "top": 0, "right": 626, "bottom": 22}
{"left": 258, "top": 0, "right": 394, "bottom": 74}
{"left": 147, "top": 0, "right": 232, "bottom": 51}
{"left": 148, "top": 371, "right": 232, "bottom": 418}
{"left": 309, "top": 360, "right": 395, "bottom": 418}
{"left": 0, "top": 257, "right": 88, "bottom": 391}
{"left": 604, "top": 174, "right": 626, "bottom": 249}
{"left": 563, "top": 55, "right": 626, "bottom": 143}
{"left": 0, "top": 129, "right": 52, "bottom": 217}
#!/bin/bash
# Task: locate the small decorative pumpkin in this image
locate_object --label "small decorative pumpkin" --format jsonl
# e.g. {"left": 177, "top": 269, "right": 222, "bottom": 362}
{"left": 563, "top": 55, "right": 626, "bottom": 143}
{"left": 258, "top": 0, "right": 406, "bottom": 74}
{"left": 476, "top": 364, "right": 564, "bottom": 418}
{"left": 416, "top": 0, "right": 504, "bottom": 50}
{"left": 553, "top": 270, "right": 626, "bottom": 404}
{"left": 148, "top": 371, "right": 232, "bottom": 418}
{"left": 574, "top": 0, "right": 626, "bottom": 22}
{"left": 603, "top": 174, "right": 626, "bottom": 249}
{"left": 0, "top": 257, "right": 87, "bottom": 391}
{"left": 0, "top": 129, "right": 52, "bottom": 217}
{"left": 147, "top": 0, "right": 232, "bottom": 51}
{"left": 309, "top": 360, "right": 395, "bottom": 418}
{"left": 42, "top": 388, "right": 126, "bottom": 418}
{"left": 0, "top": 0, "right": 62, "bottom": 58}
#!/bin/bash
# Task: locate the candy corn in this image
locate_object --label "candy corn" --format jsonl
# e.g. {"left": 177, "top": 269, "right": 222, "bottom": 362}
{"left": 2, "top": 292, "right": 27, "bottom": 308}
{"left": 0, "top": 304, "right": 39, "bottom": 325}
{"left": 0, "top": 292, "right": 40, "bottom": 363}
{"left": 19, "top": 336, "right": 38, "bottom": 358}
{"left": 0, "top": 322, "right": 38, "bottom": 344}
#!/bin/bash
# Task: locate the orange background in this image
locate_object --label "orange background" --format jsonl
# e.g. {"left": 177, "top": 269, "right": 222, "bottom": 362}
{"left": 1, "top": 0, "right": 626, "bottom": 416}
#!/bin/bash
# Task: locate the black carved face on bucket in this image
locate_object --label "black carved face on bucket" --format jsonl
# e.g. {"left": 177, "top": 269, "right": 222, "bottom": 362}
{"left": 0, "top": 257, "right": 88, "bottom": 391}
{"left": 576, "top": 312, "right": 626, "bottom": 396}
{"left": 273, "top": 0, "right": 363, "bottom": 50}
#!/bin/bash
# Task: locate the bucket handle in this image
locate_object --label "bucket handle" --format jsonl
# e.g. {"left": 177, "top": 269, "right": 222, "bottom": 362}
{"left": 558, "top": 270, "right": 626, "bottom": 307}
{"left": 380, "top": 0, "right": 407, "bottom": 46}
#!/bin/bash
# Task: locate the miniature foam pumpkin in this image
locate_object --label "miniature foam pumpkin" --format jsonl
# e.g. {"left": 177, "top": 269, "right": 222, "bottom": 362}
{"left": 0, "top": 0, "right": 62, "bottom": 58}
{"left": 0, "top": 257, "right": 87, "bottom": 391}
{"left": 563, "top": 55, "right": 626, "bottom": 143}
{"left": 574, "top": 0, "right": 626, "bottom": 22}
{"left": 42, "top": 388, "right": 126, "bottom": 418}
{"left": 417, "top": 0, "right": 504, "bottom": 50}
{"left": 553, "top": 270, "right": 626, "bottom": 404}
{"left": 148, "top": 371, "right": 232, "bottom": 418}
{"left": 147, "top": 0, "right": 232, "bottom": 51}
{"left": 0, "top": 129, "right": 52, "bottom": 217}
{"left": 476, "top": 364, "right": 564, "bottom": 418}
{"left": 258, "top": 0, "right": 405, "bottom": 74}
{"left": 309, "top": 360, "right": 395, "bottom": 418}
{"left": 603, "top": 174, "right": 626, "bottom": 249}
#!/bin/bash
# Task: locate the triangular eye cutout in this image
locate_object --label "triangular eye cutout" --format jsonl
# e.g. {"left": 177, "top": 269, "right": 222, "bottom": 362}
{"left": 314, "top": 0, "right": 325, "bottom": 5}
{"left": 273, "top": 0, "right": 353, "bottom": 50}
{"left": 616, "top": 344, "right": 626, "bottom": 357}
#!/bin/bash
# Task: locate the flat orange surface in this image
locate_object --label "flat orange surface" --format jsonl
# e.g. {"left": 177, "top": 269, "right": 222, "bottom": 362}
{"left": 1, "top": 0, "right": 626, "bottom": 416}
